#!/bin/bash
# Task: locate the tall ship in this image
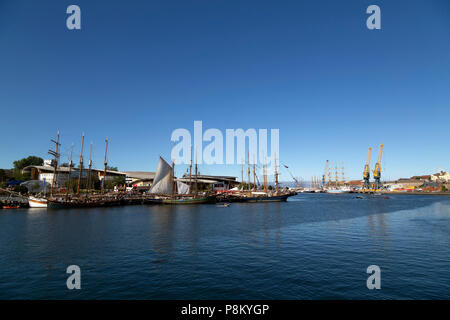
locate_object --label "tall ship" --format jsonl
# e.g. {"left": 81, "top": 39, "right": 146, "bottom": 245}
{"left": 228, "top": 153, "right": 295, "bottom": 202}
{"left": 46, "top": 134, "right": 124, "bottom": 209}
{"left": 148, "top": 153, "right": 216, "bottom": 205}
{"left": 323, "top": 161, "right": 351, "bottom": 194}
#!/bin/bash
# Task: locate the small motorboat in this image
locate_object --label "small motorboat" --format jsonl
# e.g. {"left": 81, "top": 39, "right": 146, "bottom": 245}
{"left": 217, "top": 203, "right": 231, "bottom": 208}
{"left": 356, "top": 196, "right": 363, "bottom": 199}
{"left": 2, "top": 205, "right": 20, "bottom": 209}
{"left": 28, "top": 196, "right": 48, "bottom": 208}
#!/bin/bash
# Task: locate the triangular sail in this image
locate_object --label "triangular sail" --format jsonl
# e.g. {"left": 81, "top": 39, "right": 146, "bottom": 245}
{"left": 149, "top": 157, "right": 173, "bottom": 194}
{"left": 177, "top": 181, "right": 190, "bottom": 194}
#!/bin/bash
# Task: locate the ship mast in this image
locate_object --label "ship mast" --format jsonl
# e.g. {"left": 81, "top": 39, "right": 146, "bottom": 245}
{"left": 87, "top": 142, "right": 93, "bottom": 194}
{"left": 48, "top": 131, "right": 60, "bottom": 198}
{"left": 194, "top": 148, "right": 198, "bottom": 196}
{"left": 101, "top": 138, "right": 108, "bottom": 194}
{"left": 253, "top": 154, "right": 256, "bottom": 191}
{"left": 189, "top": 145, "right": 192, "bottom": 193}
{"left": 274, "top": 153, "right": 279, "bottom": 194}
{"left": 172, "top": 160, "right": 176, "bottom": 197}
{"left": 76, "top": 133, "right": 84, "bottom": 195}
{"left": 335, "top": 162, "right": 338, "bottom": 187}
{"left": 247, "top": 151, "right": 251, "bottom": 192}
{"left": 241, "top": 158, "right": 244, "bottom": 187}
{"left": 328, "top": 164, "right": 332, "bottom": 187}
{"left": 66, "top": 144, "right": 73, "bottom": 197}
{"left": 263, "top": 153, "right": 267, "bottom": 193}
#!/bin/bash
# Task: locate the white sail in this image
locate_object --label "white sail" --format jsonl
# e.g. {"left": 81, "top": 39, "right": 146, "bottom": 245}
{"left": 149, "top": 157, "right": 173, "bottom": 194}
{"left": 177, "top": 181, "right": 190, "bottom": 194}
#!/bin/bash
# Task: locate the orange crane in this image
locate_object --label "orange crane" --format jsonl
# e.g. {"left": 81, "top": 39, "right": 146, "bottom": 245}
{"left": 373, "top": 143, "right": 384, "bottom": 190}
{"left": 363, "top": 147, "right": 372, "bottom": 190}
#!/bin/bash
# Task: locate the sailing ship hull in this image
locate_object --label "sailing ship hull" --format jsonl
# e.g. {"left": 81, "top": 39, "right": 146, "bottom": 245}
{"left": 161, "top": 195, "right": 216, "bottom": 205}
{"left": 28, "top": 197, "right": 47, "bottom": 208}
{"left": 144, "top": 198, "right": 163, "bottom": 204}
{"left": 47, "top": 199, "right": 121, "bottom": 209}
{"left": 241, "top": 194, "right": 291, "bottom": 202}
{"left": 325, "top": 189, "right": 350, "bottom": 194}
{"left": 228, "top": 193, "right": 293, "bottom": 202}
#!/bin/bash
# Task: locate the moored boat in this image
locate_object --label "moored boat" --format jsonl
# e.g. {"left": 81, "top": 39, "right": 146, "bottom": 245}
{"left": 47, "top": 197, "right": 122, "bottom": 209}
{"left": 325, "top": 186, "right": 351, "bottom": 194}
{"left": 241, "top": 193, "right": 291, "bottom": 202}
{"left": 161, "top": 195, "right": 216, "bottom": 205}
{"left": 227, "top": 191, "right": 294, "bottom": 202}
{"left": 28, "top": 196, "right": 48, "bottom": 208}
{"left": 2, "top": 205, "right": 20, "bottom": 209}
{"left": 149, "top": 156, "right": 216, "bottom": 205}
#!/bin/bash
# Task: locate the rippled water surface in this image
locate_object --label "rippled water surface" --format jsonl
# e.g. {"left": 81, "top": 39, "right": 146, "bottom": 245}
{"left": 0, "top": 193, "right": 449, "bottom": 299}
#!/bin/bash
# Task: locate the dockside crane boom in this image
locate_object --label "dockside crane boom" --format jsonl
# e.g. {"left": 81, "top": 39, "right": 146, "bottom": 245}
{"left": 363, "top": 147, "right": 372, "bottom": 190}
{"left": 373, "top": 143, "right": 384, "bottom": 190}
{"left": 283, "top": 164, "right": 300, "bottom": 188}
{"left": 322, "top": 160, "right": 329, "bottom": 188}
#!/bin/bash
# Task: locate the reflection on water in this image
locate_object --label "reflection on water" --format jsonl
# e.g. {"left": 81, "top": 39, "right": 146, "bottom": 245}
{"left": 0, "top": 194, "right": 449, "bottom": 299}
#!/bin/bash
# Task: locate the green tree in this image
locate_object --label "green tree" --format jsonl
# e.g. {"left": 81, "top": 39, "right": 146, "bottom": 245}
{"left": 12, "top": 156, "right": 43, "bottom": 180}
{"left": 106, "top": 166, "right": 118, "bottom": 171}
{"left": 0, "top": 169, "right": 6, "bottom": 182}
{"left": 13, "top": 185, "right": 28, "bottom": 194}
{"left": 238, "top": 182, "right": 257, "bottom": 190}
{"left": 104, "top": 176, "right": 125, "bottom": 190}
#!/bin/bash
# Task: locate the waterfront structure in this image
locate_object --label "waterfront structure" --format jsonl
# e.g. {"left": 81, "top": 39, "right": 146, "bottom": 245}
{"left": 430, "top": 171, "right": 450, "bottom": 183}
{"left": 124, "top": 171, "right": 156, "bottom": 189}
{"left": 385, "top": 179, "right": 424, "bottom": 191}
{"left": 22, "top": 164, "right": 126, "bottom": 187}
{"left": 176, "top": 174, "right": 239, "bottom": 191}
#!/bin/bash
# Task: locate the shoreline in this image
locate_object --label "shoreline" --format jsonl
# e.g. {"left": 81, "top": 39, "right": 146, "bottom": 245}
{"left": 379, "top": 191, "right": 450, "bottom": 196}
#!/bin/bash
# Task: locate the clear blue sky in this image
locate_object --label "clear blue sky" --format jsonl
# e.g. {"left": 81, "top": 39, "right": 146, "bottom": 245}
{"left": 0, "top": 0, "right": 449, "bottom": 181}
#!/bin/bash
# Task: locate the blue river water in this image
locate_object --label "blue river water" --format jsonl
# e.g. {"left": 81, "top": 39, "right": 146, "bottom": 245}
{"left": 0, "top": 193, "right": 449, "bottom": 299}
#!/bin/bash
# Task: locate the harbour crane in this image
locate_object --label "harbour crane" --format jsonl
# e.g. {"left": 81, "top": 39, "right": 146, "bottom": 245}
{"left": 322, "top": 160, "right": 329, "bottom": 188}
{"left": 373, "top": 143, "right": 384, "bottom": 190}
{"left": 283, "top": 164, "right": 300, "bottom": 188}
{"left": 363, "top": 147, "right": 372, "bottom": 190}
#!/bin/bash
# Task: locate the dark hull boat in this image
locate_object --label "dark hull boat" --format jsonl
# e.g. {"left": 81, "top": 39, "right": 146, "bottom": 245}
{"left": 47, "top": 198, "right": 121, "bottom": 209}
{"left": 241, "top": 194, "right": 291, "bottom": 202}
{"left": 148, "top": 157, "right": 216, "bottom": 205}
{"left": 143, "top": 198, "right": 163, "bottom": 205}
{"left": 161, "top": 195, "right": 216, "bottom": 205}
{"left": 228, "top": 193, "right": 293, "bottom": 203}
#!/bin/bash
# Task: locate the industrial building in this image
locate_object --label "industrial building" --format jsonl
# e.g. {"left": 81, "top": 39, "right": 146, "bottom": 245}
{"left": 22, "top": 164, "right": 126, "bottom": 187}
